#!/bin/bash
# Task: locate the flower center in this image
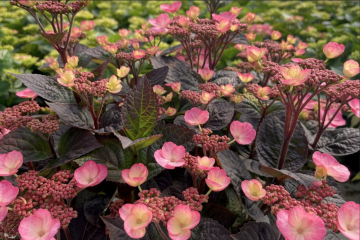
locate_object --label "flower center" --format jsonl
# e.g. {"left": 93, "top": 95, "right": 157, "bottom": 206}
{"left": 347, "top": 224, "right": 354, "bottom": 231}
{"left": 38, "top": 230, "right": 45, "bottom": 237}
{"left": 137, "top": 219, "right": 142, "bottom": 224}
{"left": 297, "top": 228, "right": 304, "bottom": 234}
{"left": 88, "top": 177, "right": 94, "bottom": 183}
{"left": 180, "top": 223, "right": 185, "bottom": 228}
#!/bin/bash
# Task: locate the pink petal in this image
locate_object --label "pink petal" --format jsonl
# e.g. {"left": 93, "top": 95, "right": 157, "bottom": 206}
{"left": 0, "top": 180, "right": 19, "bottom": 205}
{"left": 119, "top": 204, "right": 134, "bottom": 221}
{"left": 0, "top": 205, "right": 8, "bottom": 221}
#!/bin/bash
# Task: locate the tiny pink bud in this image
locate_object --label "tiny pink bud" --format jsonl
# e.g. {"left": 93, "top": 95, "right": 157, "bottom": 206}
{"left": 184, "top": 107, "right": 209, "bottom": 126}
{"left": 237, "top": 72, "right": 255, "bottom": 83}
{"left": 337, "top": 201, "right": 360, "bottom": 240}
{"left": 220, "top": 84, "right": 235, "bottom": 96}
{"left": 80, "top": 20, "right": 95, "bottom": 31}
{"left": 205, "top": 167, "right": 230, "bottom": 192}
{"left": 167, "top": 204, "right": 200, "bottom": 240}
{"left": 323, "top": 42, "right": 345, "bottom": 59}
{"left": 16, "top": 88, "right": 38, "bottom": 99}
{"left": 160, "top": 1, "right": 182, "bottom": 14}
{"left": 19, "top": 209, "right": 61, "bottom": 240}
{"left": 343, "top": 60, "right": 360, "bottom": 78}
{"left": 198, "top": 68, "right": 214, "bottom": 82}
{"left": 154, "top": 142, "right": 185, "bottom": 169}
{"left": 241, "top": 179, "right": 266, "bottom": 201}
{"left": 122, "top": 163, "right": 148, "bottom": 187}
{"left": 312, "top": 181, "right": 323, "bottom": 187}
{"left": 0, "top": 151, "right": 23, "bottom": 176}
{"left": 271, "top": 30, "right": 282, "bottom": 40}
{"left": 197, "top": 156, "right": 215, "bottom": 171}
{"left": 312, "top": 151, "right": 350, "bottom": 182}
{"left": 74, "top": 161, "right": 108, "bottom": 188}
{"left": 245, "top": 12, "right": 256, "bottom": 24}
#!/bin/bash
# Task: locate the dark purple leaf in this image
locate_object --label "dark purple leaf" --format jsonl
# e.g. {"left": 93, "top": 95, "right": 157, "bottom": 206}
{"left": 204, "top": 101, "right": 234, "bottom": 130}
{"left": 231, "top": 222, "right": 277, "bottom": 240}
{"left": 141, "top": 66, "right": 169, "bottom": 86}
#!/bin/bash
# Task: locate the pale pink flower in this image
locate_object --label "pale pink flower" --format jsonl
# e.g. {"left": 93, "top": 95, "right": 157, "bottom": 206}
{"left": 313, "top": 151, "right": 350, "bottom": 182}
{"left": 323, "top": 42, "right": 345, "bottom": 59}
{"left": 279, "top": 65, "right": 311, "bottom": 86}
{"left": 291, "top": 58, "right": 303, "bottom": 63}
{"left": 132, "top": 42, "right": 140, "bottom": 50}
{"left": 319, "top": 108, "right": 345, "bottom": 128}
{"left": 167, "top": 204, "right": 200, "bottom": 240}
{"left": 337, "top": 201, "right": 360, "bottom": 240}
{"left": 148, "top": 13, "right": 171, "bottom": 33}
{"left": 343, "top": 60, "right": 360, "bottom": 78}
{"left": 257, "top": 86, "right": 271, "bottom": 100}
{"left": 117, "top": 66, "right": 130, "bottom": 78}
{"left": 80, "top": 20, "right": 95, "bottom": 31}
{"left": 241, "top": 179, "right": 266, "bottom": 201}
{"left": 205, "top": 167, "right": 230, "bottom": 192}
{"left": 200, "top": 91, "right": 215, "bottom": 104}
{"left": 165, "top": 107, "right": 177, "bottom": 116}
{"left": 0, "top": 205, "right": 8, "bottom": 221}
{"left": 198, "top": 68, "right": 214, "bottom": 82}
{"left": 297, "top": 41, "right": 309, "bottom": 49}
{"left": 57, "top": 70, "right": 75, "bottom": 87}
{"left": 119, "top": 29, "right": 131, "bottom": 38}
{"left": 18, "top": 0, "right": 36, "bottom": 7}
{"left": 16, "top": 88, "right": 38, "bottom": 99}
{"left": 154, "top": 142, "right": 185, "bottom": 169}
{"left": 122, "top": 163, "right": 148, "bottom": 187}
{"left": 237, "top": 72, "right": 255, "bottom": 83}
{"left": 197, "top": 156, "right": 215, "bottom": 171}
{"left": 0, "top": 150, "right": 23, "bottom": 176}
{"left": 70, "top": 27, "right": 82, "bottom": 39}
{"left": 245, "top": 12, "right": 256, "bottom": 24}
{"left": 235, "top": 44, "right": 247, "bottom": 51}
{"left": 163, "top": 92, "right": 173, "bottom": 102}
{"left": 215, "top": 19, "right": 231, "bottom": 33}
{"left": 103, "top": 44, "right": 118, "bottom": 55}
{"left": 220, "top": 84, "right": 235, "bottom": 96}
{"left": 19, "top": 209, "right": 61, "bottom": 240}
{"left": 96, "top": 35, "right": 108, "bottom": 46}
{"left": 132, "top": 50, "right": 146, "bottom": 59}
{"left": 294, "top": 49, "right": 306, "bottom": 56}
{"left": 186, "top": 6, "right": 200, "bottom": 20}
{"left": 230, "top": 121, "right": 256, "bottom": 145}
{"left": 0, "top": 126, "right": 10, "bottom": 140}
{"left": 302, "top": 93, "right": 316, "bottom": 110}
{"left": 245, "top": 32, "right": 256, "bottom": 42}
{"left": 276, "top": 206, "right": 326, "bottom": 240}
{"left": 74, "top": 161, "right": 108, "bottom": 188}
{"left": 165, "top": 82, "right": 181, "bottom": 93}
{"left": 184, "top": 107, "right": 209, "bottom": 126}
{"left": 271, "top": 30, "right": 282, "bottom": 40}
{"left": 0, "top": 180, "right": 19, "bottom": 206}
{"left": 66, "top": 56, "right": 79, "bottom": 68}
{"left": 287, "top": 35, "right": 298, "bottom": 44}
{"left": 177, "top": 16, "right": 190, "bottom": 28}
{"left": 281, "top": 40, "right": 293, "bottom": 51}
{"left": 246, "top": 46, "right": 267, "bottom": 62}
{"left": 146, "top": 46, "right": 159, "bottom": 55}
{"left": 230, "top": 7, "right": 242, "bottom": 16}
{"left": 212, "top": 12, "right": 237, "bottom": 22}
{"left": 160, "top": 1, "right": 182, "bottom": 13}
{"left": 153, "top": 85, "right": 167, "bottom": 95}
{"left": 119, "top": 204, "right": 152, "bottom": 239}
{"left": 348, "top": 98, "right": 360, "bottom": 118}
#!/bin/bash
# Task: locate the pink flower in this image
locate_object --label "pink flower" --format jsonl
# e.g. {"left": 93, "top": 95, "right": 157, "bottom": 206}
{"left": 165, "top": 82, "right": 181, "bottom": 93}
{"left": 160, "top": 1, "right": 182, "bottom": 13}
{"left": 349, "top": 98, "right": 360, "bottom": 118}
{"left": 74, "top": 161, "right": 108, "bottom": 188}
{"left": 119, "top": 204, "right": 152, "bottom": 239}
{"left": 337, "top": 201, "right": 360, "bottom": 240}
{"left": 153, "top": 85, "right": 167, "bottom": 95}
{"left": 18, "top": 0, "right": 36, "bottom": 7}
{"left": 323, "top": 42, "right": 345, "bottom": 59}
{"left": 103, "top": 44, "right": 118, "bottom": 54}
{"left": 257, "top": 86, "right": 271, "bottom": 100}
{"left": 343, "top": 60, "right": 360, "bottom": 78}
{"left": 287, "top": 35, "right": 298, "bottom": 44}
{"left": 0, "top": 150, "right": 23, "bottom": 176}
{"left": 215, "top": 19, "right": 231, "bottom": 33}
{"left": 313, "top": 151, "right": 350, "bottom": 182}
{"left": 0, "top": 126, "right": 10, "bottom": 140}
{"left": 96, "top": 35, "right": 108, "bottom": 46}
{"left": 177, "top": 16, "right": 190, "bottom": 28}
{"left": 302, "top": 93, "right": 316, "bottom": 110}
{"left": 70, "top": 27, "right": 82, "bottom": 39}
{"left": 0, "top": 205, "right": 8, "bottom": 221}
{"left": 294, "top": 49, "right": 306, "bottom": 56}
{"left": 245, "top": 32, "right": 257, "bottom": 42}
{"left": 119, "top": 29, "right": 131, "bottom": 38}
{"left": 237, "top": 72, "right": 255, "bottom": 83}
{"left": 279, "top": 65, "right": 311, "bottom": 86}
{"left": 230, "top": 121, "right": 256, "bottom": 145}
{"left": 297, "top": 41, "right": 309, "bottom": 49}
{"left": 117, "top": 66, "right": 130, "bottom": 78}
{"left": 184, "top": 107, "right": 209, "bottom": 126}
{"left": 67, "top": 56, "right": 79, "bottom": 68}
{"left": 246, "top": 46, "right": 267, "bottom": 62}
{"left": 235, "top": 44, "right": 247, "bottom": 51}
{"left": 167, "top": 204, "right": 200, "bottom": 240}
{"left": 197, "top": 156, "right": 215, "bottom": 171}
{"left": 163, "top": 92, "right": 173, "bottom": 102}
{"left": 245, "top": 12, "right": 256, "bottom": 24}
{"left": 132, "top": 50, "right": 146, "bottom": 59}
{"left": 200, "top": 91, "right": 215, "bottom": 104}
{"left": 319, "top": 108, "right": 345, "bottom": 128}
{"left": 57, "top": 70, "right": 75, "bottom": 87}
{"left": 165, "top": 107, "right": 177, "bottom": 116}
{"left": 16, "top": 88, "right": 38, "bottom": 99}
{"left": 148, "top": 13, "right": 171, "bottom": 33}
{"left": 271, "top": 30, "right": 282, "bottom": 40}
{"left": 220, "top": 84, "right": 235, "bottom": 96}
{"left": 186, "top": 6, "right": 200, "bottom": 20}
{"left": 122, "top": 163, "right": 148, "bottom": 187}
{"left": 0, "top": 180, "right": 19, "bottom": 206}
{"left": 241, "top": 179, "right": 266, "bottom": 201}
{"left": 276, "top": 206, "right": 326, "bottom": 240}
{"left": 80, "top": 20, "right": 95, "bottom": 31}
{"left": 19, "top": 209, "right": 61, "bottom": 240}
{"left": 212, "top": 12, "right": 237, "bottom": 22}
{"left": 154, "top": 142, "right": 185, "bottom": 169}
{"left": 146, "top": 46, "right": 159, "bottom": 55}
{"left": 230, "top": 7, "right": 242, "bottom": 16}
{"left": 205, "top": 167, "right": 230, "bottom": 192}
{"left": 198, "top": 68, "right": 214, "bottom": 82}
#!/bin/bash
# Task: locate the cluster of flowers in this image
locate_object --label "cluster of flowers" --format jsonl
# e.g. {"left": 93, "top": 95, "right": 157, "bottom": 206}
{"left": 153, "top": 83, "right": 179, "bottom": 116}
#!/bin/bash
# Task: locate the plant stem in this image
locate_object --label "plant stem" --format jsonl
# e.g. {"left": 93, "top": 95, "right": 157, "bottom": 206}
{"left": 154, "top": 222, "right": 170, "bottom": 240}
{"left": 64, "top": 227, "right": 71, "bottom": 240}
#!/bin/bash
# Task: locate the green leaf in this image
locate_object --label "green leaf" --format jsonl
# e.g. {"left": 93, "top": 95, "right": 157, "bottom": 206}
{"left": 0, "top": 81, "right": 10, "bottom": 96}
{"left": 47, "top": 102, "right": 94, "bottom": 130}
{"left": 122, "top": 76, "right": 158, "bottom": 140}
{"left": 0, "top": 127, "right": 53, "bottom": 162}
{"left": 48, "top": 127, "right": 102, "bottom": 168}
{"left": 75, "top": 139, "right": 134, "bottom": 182}
{"left": 10, "top": 73, "right": 75, "bottom": 103}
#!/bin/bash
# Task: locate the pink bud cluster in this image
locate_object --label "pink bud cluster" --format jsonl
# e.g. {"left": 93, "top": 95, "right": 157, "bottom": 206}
{"left": 180, "top": 90, "right": 202, "bottom": 106}
{"left": 182, "top": 152, "right": 206, "bottom": 177}
{"left": 192, "top": 128, "right": 230, "bottom": 156}
{"left": 26, "top": 114, "right": 59, "bottom": 135}
{"left": 137, "top": 187, "right": 208, "bottom": 226}
{"left": 198, "top": 82, "right": 222, "bottom": 98}
{"left": 263, "top": 181, "right": 339, "bottom": 232}
{"left": 109, "top": 199, "right": 125, "bottom": 217}
{"left": 72, "top": 70, "right": 108, "bottom": 97}
{"left": 323, "top": 79, "right": 360, "bottom": 102}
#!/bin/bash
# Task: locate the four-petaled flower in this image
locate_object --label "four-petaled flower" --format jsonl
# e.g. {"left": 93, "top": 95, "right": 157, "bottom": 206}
{"left": 119, "top": 204, "right": 153, "bottom": 239}
{"left": 167, "top": 204, "right": 200, "bottom": 240}
{"left": 313, "top": 151, "right": 350, "bottom": 182}
{"left": 74, "top": 161, "right": 108, "bottom": 188}
{"left": 279, "top": 64, "right": 311, "bottom": 86}
{"left": 241, "top": 179, "right": 266, "bottom": 201}
{"left": 154, "top": 142, "right": 185, "bottom": 169}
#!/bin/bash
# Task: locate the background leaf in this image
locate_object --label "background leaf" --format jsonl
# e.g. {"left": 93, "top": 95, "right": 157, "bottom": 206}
{"left": 230, "top": 222, "right": 278, "bottom": 240}
{"left": 189, "top": 217, "right": 232, "bottom": 240}
{"left": 204, "top": 101, "right": 235, "bottom": 131}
